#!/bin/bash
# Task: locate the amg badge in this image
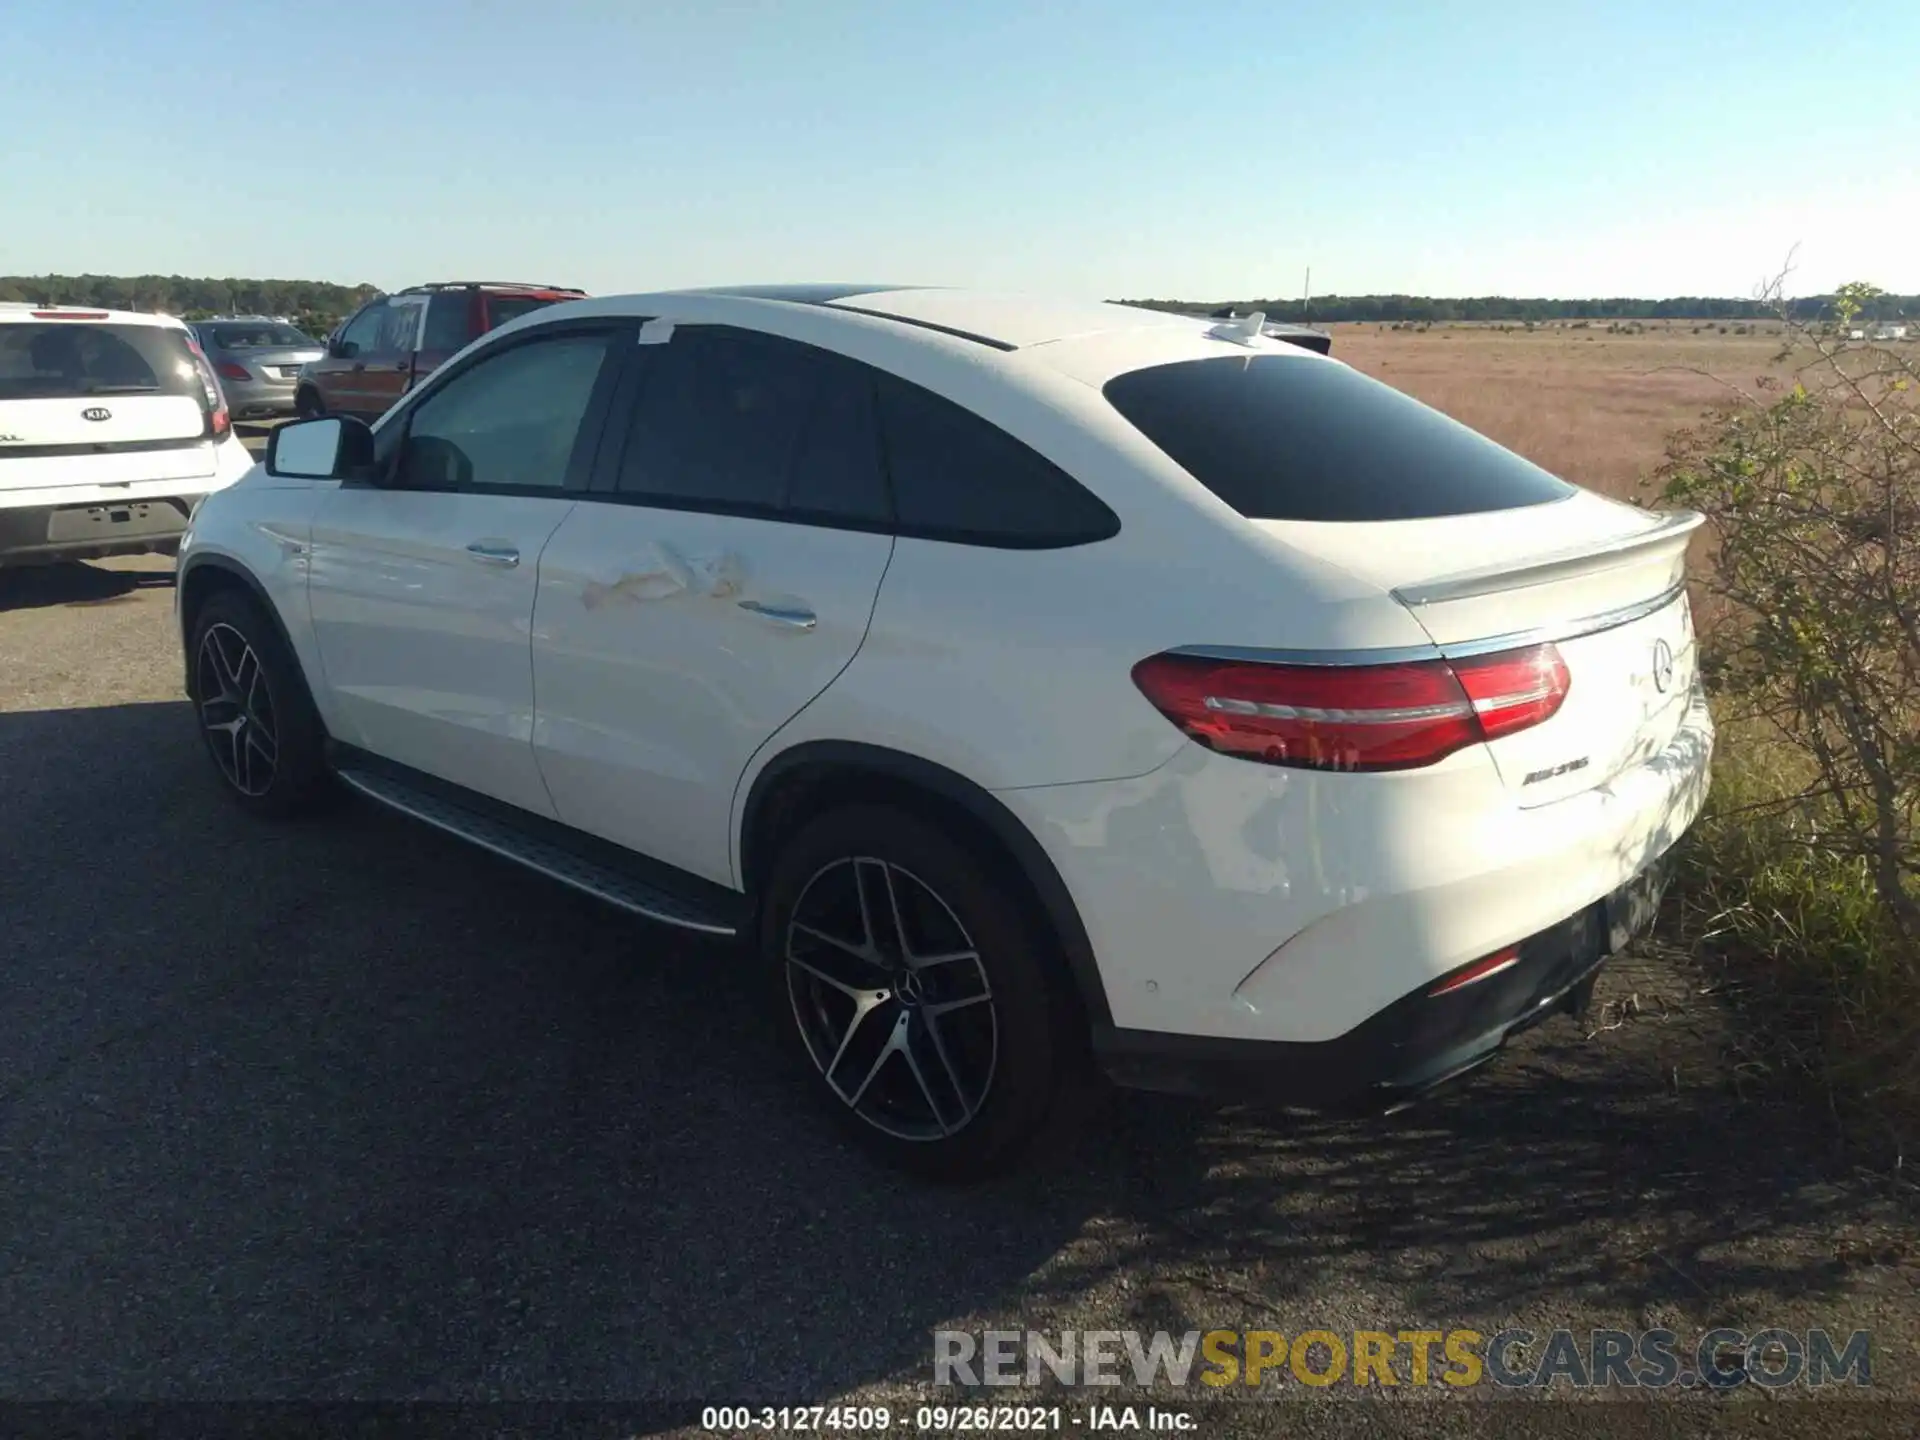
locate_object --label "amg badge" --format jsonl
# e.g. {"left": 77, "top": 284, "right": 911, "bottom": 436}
{"left": 1523, "top": 756, "right": 1591, "bottom": 786}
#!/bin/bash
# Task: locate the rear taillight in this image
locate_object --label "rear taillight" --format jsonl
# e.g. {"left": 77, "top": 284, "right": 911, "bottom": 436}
{"left": 214, "top": 360, "right": 251, "bottom": 382}
{"left": 1129, "top": 642, "right": 1569, "bottom": 772}
{"left": 181, "top": 333, "right": 231, "bottom": 438}
{"left": 1451, "top": 645, "right": 1571, "bottom": 740}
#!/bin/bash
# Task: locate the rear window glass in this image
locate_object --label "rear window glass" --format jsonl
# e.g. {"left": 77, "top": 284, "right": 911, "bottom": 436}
{"left": 206, "top": 323, "right": 313, "bottom": 349}
{"left": 0, "top": 323, "right": 201, "bottom": 401}
{"left": 485, "top": 296, "right": 564, "bottom": 330}
{"left": 1102, "top": 355, "right": 1577, "bottom": 522}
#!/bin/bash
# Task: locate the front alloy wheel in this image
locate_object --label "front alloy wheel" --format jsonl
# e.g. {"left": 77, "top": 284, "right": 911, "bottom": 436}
{"left": 196, "top": 621, "right": 280, "bottom": 797}
{"left": 187, "top": 588, "right": 331, "bottom": 817}
{"left": 786, "top": 856, "right": 998, "bottom": 1141}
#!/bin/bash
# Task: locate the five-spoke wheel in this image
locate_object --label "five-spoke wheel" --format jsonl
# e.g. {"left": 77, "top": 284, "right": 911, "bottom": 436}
{"left": 187, "top": 588, "right": 330, "bottom": 816}
{"left": 195, "top": 621, "right": 280, "bottom": 797}
{"left": 763, "top": 804, "right": 1075, "bottom": 1179}
{"left": 786, "top": 856, "right": 998, "bottom": 1142}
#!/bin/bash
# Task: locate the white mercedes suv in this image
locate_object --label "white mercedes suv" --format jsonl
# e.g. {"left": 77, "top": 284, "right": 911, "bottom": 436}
{"left": 174, "top": 285, "right": 1713, "bottom": 1177}
{"left": 1, "top": 304, "right": 255, "bottom": 566}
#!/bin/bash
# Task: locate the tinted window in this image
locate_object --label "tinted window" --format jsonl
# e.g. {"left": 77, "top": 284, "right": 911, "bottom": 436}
{"left": 785, "top": 356, "right": 887, "bottom": 523}
{"left": 485, "top": 295, "right": 564, "bottom": 330}
{"left": 0, "top": 324, "right": 200, "bottom": 401}
{"left": 397, "top": 332, "right": 610, "bottom": 491}
{"left": 207, "top": 323, "right": 313, "bottom": 349}
{"left": 616, "top": 327, "right": 886, "bottom": 524}
{"left": 876, "top": 377, "right": 1118, "bottom": 548}
{"left": 1102, "top": 355, "right": 1577, "bottom": 522}
{"left": 422, "top": 293, "right": 472, "bottom": 352}
{"left": 338, "top": 304, "right": 385, "bottom": 353}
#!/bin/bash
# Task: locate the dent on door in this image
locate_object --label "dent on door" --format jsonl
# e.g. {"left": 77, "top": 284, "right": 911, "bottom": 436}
{"left": 530, "top": 510, "right": 893, "bottom": 884}
{"left": 581, "top": 538, "right": 740, "bottom": 608}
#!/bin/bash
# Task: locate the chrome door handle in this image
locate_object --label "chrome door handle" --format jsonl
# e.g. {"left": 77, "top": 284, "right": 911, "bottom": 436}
{"left": 465, "top": 542, "right": 520, "bottom": 568}
{"left": 737, "top": 599, "right": 816, "bottom": 630}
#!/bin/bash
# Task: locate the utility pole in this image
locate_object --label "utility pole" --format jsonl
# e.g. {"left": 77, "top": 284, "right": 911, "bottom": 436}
{"left": 1303, "top": 267, "right": 1312, "bottom": 324}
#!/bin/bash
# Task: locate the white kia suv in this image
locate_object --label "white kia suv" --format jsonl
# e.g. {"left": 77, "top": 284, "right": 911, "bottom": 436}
{"left": 1, "top": 304, "right": 255, "bottom": 566}
{"left": 173, "top": 285, "right": 1713, "bottom": 1177}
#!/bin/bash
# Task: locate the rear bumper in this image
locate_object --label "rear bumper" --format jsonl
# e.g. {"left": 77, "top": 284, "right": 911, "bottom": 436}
{"left": 222, "top": 381, "right": 299, "bottom": 418}
{"left": 1003, "top": 681, "right": 1712, "bottom": 1047}
{"left": 1096, "top": 854, "right": 1666, "bottom": 1109}
{"left": 0, "top": 495, "right": 201, "bottom": 565}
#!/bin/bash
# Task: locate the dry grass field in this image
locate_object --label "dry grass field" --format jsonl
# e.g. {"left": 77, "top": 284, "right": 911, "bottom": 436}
{"left": 1328, "top": 322, "right": 1802, "bottom": 503}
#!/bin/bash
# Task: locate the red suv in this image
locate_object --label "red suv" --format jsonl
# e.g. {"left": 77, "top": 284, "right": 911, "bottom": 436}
{"left": 295, "top": 281, "right": 587, "bottom": 422}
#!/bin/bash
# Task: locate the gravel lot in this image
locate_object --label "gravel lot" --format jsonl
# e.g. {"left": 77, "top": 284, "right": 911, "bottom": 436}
{"left": 0, "top": 551, "right": 1913, "bottom": 1435}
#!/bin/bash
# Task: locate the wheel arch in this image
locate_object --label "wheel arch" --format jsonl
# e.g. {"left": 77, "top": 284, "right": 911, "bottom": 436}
{"left": 738, "top": 740, "right": 1113, "bottom": 1031}
{"left": 176, "top": 554, "right": 302, "bottom": 694}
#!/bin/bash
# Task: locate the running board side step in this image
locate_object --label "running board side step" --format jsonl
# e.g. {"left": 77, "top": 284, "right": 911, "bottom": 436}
{"left": 333, "top": 765, "right": 740, "bottom": 937}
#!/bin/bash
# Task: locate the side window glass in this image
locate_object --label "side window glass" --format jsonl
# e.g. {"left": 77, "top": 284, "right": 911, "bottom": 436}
{"left": 376, "top": 301, "right": 423, "bottom": 354}
{"left": 876, "top": 376, "right": 1119, "bottom": 548}
{"left": 422, "top": 293, "right": 471, "bottom": 352}
{"left": 615, "top": 327, "right": 827, "bottom": 513}
{"left": 338, "top": 303, "right": 385, "bottom": 354}
{"left": 397, "top": 333, "right": 611, "bottom": 491}
{"left": 785, "top": 357, "right": 888, "bottom": 525}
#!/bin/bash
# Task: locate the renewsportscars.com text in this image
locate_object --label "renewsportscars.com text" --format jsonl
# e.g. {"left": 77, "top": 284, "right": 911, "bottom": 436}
{"left": 933, "top": 1327, "right": 1871, "bottom": 1391}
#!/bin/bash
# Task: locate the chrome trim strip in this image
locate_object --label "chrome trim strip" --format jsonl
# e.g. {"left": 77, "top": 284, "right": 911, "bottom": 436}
{"left": 1166, "top": 580, "right": 1688, "bottom": 669}
{"left": 1391, "top": 510, "right": 1703, "bottom": 607}
{"left": 335, "top": 770, "right": 739, "bottom": 938}
{"left": 1437, "top": 580, "right": 1687, "bottom": 658}
{"left": 1169, "top": 641, "right": 1445, "bottom": 667}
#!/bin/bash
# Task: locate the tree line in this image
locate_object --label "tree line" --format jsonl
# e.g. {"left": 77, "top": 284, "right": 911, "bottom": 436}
{"left": 0, "top": 274, "right": 381, "bottom": 338}
{"left": 6, "top": 273, "right": 1913, "bottom": 331}
{"left": 1117, "top": 293, "right": 1919, "bottom": 324}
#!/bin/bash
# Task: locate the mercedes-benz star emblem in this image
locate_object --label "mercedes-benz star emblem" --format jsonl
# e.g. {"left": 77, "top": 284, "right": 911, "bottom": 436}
{"left": 81, "top": 406, "right": 112, "bottom": 423}
{"left": 1651, "top": 639, "right": 1674, "bottom": 694}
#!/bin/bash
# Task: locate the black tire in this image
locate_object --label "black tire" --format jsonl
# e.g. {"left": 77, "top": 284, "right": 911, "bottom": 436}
{"left": 759, "top": 803, "right": 1075, "bottom": 1180}
{"left": 293, "top": 386, "right": 326, "bottom": 421}
{"left": 187, "top": 589, "right": 332, "bottom": 817}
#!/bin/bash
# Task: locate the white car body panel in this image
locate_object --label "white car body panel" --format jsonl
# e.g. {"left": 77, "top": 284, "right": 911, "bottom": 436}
{"left": 174, "top": 471, "right": 333, "bottom": 703}
{"left": 306, "top": 487, "right": 576, "bottom": 818}
{"left": 532, "top": 505, "right": 895, "bottom": 887}
{"left": 999, "top": 683, "right": 1710, "bottom": 1042}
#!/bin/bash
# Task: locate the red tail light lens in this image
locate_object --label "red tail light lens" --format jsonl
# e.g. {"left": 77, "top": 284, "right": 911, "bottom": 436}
{"left": 1130, "top": 642, "right": 1569, "bottom": 772}
{"left": 180, "top": 333, "right": 231, "bottom": 438}
{"left": 1452, "top": 644, "right": 1571, "bottom": 740}
{"left": 214, "top": 360, "right": 251, "bottom": 382}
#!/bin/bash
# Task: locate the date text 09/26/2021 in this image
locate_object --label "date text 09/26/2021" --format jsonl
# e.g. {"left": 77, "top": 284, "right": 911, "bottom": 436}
{"left": 701, "top": 1406, "right": 1190, "bottom": 1432}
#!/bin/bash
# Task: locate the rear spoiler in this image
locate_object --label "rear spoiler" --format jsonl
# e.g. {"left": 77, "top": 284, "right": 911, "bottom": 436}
{"left": 1260, "top": 323, "right": 1332, "bottom": 354}
{"left": 1392, "top": 510, "right": 1704, "bottom": 607}
{"left": 1207, "top": 309, "right": 1332, "bottom": 354}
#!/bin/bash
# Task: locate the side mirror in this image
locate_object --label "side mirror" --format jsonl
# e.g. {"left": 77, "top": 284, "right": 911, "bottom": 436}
{"left": 265, "top": 416, "right": 376, "bottom": 481}
{"left": 330, "top": 338, "right": 359, "bottom": 359}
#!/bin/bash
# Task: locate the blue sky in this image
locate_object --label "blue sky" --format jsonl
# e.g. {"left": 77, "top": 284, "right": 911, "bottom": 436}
{"left": 4, "top": 0, "right": 1913, "bottom": 299}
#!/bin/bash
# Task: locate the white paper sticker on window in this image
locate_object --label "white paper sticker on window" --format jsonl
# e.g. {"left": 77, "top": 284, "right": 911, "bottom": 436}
{"left": 638, "top": 318, "right": 676, "bottom": 345}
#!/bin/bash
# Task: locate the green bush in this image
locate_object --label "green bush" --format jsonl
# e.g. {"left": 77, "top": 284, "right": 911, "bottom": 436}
{"left": 1658, "top": 281, "right": 1919, "bottom": 1139}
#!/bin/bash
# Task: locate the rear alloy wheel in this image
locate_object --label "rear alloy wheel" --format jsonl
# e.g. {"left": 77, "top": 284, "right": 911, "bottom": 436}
{"left": 786, "top": 855, "right": 998, "bottom": 1141}
{"left": 188, "top": 589, "right": 331, "bottom": 817}
{"left": 762, "top": 805, "right": 1071, "bottom": 1179}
